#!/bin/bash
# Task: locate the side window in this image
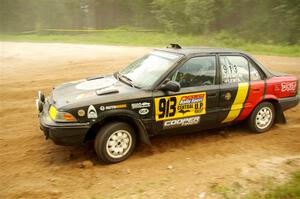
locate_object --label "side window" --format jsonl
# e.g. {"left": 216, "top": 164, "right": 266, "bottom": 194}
{"left": 171, "top": 56, "right": 216, "bottom": 88}
{"left": 220, "top": 56, "right": 249, "bottom": 84}
{"left": 249, "top": 61, "right": 263, "bottom": 81}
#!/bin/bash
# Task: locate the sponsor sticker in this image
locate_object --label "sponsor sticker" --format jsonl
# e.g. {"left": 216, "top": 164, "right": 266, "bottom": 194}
{"left": 100, "top": 106, "right": 105, "bottom": 111}
{"left": 138, "top": 108, "right": 149, "bottom": 115}
{"left": 131, "top": 102, "right": 151, "bottom": 109}
{"left": 281, "top": 82, "right": 296, "bottom": 92}
{"left": 87, "top": 105, "right": 97, "bottom": 119}
{"left": 77, "top": 109, "right": 85, "bottom": 117}
{"left": 163, "top": 116, "right": 200, "bottom": 129}
{"left": 155, "top": 92, "right": 206, "bottom": 121}
{"left": 99, "top": 104, "right": 127, "bottom": 111}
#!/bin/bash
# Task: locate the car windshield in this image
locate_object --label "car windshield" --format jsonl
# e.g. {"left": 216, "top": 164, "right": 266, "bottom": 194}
{"left": 119, "top": 51, "right": 182, "bottom": 89}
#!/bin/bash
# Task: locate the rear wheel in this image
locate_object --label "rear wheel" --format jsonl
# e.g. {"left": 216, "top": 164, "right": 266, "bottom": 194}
{"left": 94, "top": 122, "right": 136, "bottom": 164}
{"left": 247, "top": 102, "right": 275, "bottom": 133}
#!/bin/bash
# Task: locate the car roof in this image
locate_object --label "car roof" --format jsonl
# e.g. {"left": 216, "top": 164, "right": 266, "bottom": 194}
{"left": 155, "top": 46, "right": 246, "bottom": 56}
{"left": 154, "top": 44, "right": 273, "bottom": 78}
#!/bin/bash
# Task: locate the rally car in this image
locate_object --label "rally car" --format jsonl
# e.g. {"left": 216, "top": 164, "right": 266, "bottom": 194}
{"left": 36, "top": 44, "right": 299, "bottom": 163}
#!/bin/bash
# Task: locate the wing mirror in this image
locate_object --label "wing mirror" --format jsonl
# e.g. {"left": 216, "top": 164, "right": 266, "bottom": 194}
{"left": 160, "top": 80, "right": 181, "bottom": 92}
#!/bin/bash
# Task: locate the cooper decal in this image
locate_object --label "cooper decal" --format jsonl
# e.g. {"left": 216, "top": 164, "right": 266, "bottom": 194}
{"left": 155, "top": 92, "right": 206, "bottom": 121}
{"left": 138, "top": 108, "right": 149, "bottom": 115}
{"left": 163, "top": 116, "right": 200, "bottom": 129}
{"left": 131, "top": 102, "right": 151, "bottom": 109}
{"left": 87, "top": 105, "right": 97, "bottom": 119}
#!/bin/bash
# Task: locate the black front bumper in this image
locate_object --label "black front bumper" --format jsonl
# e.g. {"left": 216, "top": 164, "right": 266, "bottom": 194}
{"left": 279, "top": 95, "right": 299, "bottom": 111}
{"left": 38, "top": 103, "right": 90, "bottom": 146}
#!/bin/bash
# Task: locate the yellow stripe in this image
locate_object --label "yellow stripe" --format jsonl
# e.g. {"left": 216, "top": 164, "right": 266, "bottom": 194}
{"left": 222, "top": 82, "right": 249, "bottom": 123}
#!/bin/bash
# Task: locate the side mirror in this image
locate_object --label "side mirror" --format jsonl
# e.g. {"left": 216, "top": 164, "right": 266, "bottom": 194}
{"left": 160, "top": 80, "right": 181, "bottom": 92}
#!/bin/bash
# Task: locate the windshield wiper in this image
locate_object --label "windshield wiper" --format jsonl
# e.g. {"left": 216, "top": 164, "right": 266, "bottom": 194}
{"left": 116, "top": 72, "right": 139, "bottom": 88}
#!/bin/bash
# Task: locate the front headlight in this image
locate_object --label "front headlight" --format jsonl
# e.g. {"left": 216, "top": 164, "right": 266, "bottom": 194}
{"left": 49, "top": 106, "right": 77, "bottom": 122}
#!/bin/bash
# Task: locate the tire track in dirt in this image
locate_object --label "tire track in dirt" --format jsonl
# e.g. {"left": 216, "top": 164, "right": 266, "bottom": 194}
{"left": 0, "top": 42, "right": 299, "bottom": 199}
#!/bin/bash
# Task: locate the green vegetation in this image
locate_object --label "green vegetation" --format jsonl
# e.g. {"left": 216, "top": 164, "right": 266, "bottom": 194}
{"left": 245, "top": 171, "right": 300, "bottom": 199}
{"left": 211, "top": 184, "right": 235, "bottom": 199}
{"left": 1, "top": 0, "right": 299, "bottom": 56}
{"left": 211, "top": 171, "right": 300, "bottom": 199}
{"left": 1, "top": 0, "right": 299, "bottom": 45}
{"left": 1, "top": 31, "right": 299, "bottom": 57}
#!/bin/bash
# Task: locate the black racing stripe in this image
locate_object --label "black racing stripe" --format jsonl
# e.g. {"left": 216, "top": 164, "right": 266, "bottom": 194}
{"left": 219, "top": 83, "right": 239, "bottom": 122}
{"left": 263, "top": 80, "right": 267, "bottom": 99}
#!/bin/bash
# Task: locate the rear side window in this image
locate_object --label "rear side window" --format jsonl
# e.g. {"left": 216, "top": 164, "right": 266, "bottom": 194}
{"left": 220, "top": 56, "right": 249, "bottom": 84}
{"left": 249, "top": 61, "right": 263, "bottom": 81}
{"left": 171, "top": 56, "right": 216, "bottom": 88}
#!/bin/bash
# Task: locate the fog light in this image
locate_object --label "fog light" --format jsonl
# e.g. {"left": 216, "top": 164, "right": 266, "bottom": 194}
{"left": 38, "top": 91, "right": 45, "bottom": 103}
{"left": 36, "top": 99, "right": 43, "bottom": 113}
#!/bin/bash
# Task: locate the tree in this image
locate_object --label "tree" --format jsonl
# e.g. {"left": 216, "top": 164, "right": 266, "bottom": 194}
{"left": 185, "top": 0, "right": 216, "bottom": 33}
{"left": 0, "top": 0, "right": 299, "bottom": 44}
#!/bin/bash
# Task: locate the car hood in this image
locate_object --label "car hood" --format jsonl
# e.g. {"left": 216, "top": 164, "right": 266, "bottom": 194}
{"left": 50, "top": 75, "right": 148, "bottom": 110}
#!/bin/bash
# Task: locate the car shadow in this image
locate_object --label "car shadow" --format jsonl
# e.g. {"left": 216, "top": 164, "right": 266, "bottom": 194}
{"left": 134, "top": 123, "right": 252, "bottom": 157}
{"left": 41, "top": 122, "right": 254, "bottom": 166}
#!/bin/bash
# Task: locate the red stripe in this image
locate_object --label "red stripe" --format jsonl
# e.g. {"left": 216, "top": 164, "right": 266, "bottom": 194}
{"left": 237, "top": 81, "right": 265, "bottom": 121}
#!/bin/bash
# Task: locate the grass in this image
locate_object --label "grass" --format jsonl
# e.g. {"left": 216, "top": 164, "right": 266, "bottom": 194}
{"left": 245, "top": 171, "right": 300, "bottom": 199}
{"left": 211, "top": 184, "right": 235, "bottom": 199}
{"left": 211, "top": 171, "right": 300, "bottom": 199}
{"left": 1, "top": 31, "right": 299, "bottom": 56}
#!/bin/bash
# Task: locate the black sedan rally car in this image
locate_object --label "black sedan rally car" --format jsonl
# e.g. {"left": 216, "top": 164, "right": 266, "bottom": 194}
{"left": 36, "top": 44, "right": 299, "bottom": 163}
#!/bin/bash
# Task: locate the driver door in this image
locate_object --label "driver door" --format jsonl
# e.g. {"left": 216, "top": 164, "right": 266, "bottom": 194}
{"left": 152, "top": 55, "right": 220, "bottom": 134}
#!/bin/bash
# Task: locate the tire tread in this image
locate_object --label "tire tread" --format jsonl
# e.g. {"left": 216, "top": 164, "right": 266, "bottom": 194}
{"left": 94, "top": 122, "right": 136, "bottom": 164}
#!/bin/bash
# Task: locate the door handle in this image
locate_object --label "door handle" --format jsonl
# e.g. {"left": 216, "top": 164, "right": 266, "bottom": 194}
{"left": 252, "top": 88, "right": 261, "bottom": 92}
{"left": 207, "top": 93, "right": 217, "bottom": 97}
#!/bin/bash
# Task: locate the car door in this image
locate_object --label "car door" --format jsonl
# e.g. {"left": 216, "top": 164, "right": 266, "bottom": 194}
{"left": 218, "top": 54, "right": 251, "bottom": 123}
{"left": 152, "top": 55, "right": 220, "bottom": 134}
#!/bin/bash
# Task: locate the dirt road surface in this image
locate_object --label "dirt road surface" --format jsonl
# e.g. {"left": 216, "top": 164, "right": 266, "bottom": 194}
{"left": 1, "top": 42, "right": 299, "bottom": 199}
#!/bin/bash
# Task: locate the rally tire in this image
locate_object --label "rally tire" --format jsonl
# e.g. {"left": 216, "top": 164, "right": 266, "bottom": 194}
{"left": 247, "top": 101, "right": 275, "bottom": 133}
{"left": 94, "top": 122, "right": 136, "bottom": 164}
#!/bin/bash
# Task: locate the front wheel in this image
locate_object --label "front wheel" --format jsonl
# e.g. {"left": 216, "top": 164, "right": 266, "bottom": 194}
{"left": 94, "top": 122, "right": 136, "bottom": 164}
{"left": 247, "top": 102, "right": 275, "bottom": 133}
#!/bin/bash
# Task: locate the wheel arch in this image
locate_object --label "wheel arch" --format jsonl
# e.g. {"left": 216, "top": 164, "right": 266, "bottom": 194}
{"left": 254, "top": 98, "right": 286, "bottom": 124}
{"left": 84, "top": 112, "right": 152, "bottom": 145}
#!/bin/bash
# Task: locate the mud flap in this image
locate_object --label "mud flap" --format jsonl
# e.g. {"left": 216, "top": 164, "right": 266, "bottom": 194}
{"left": 274, "top": 103, "right": 286, "bottom": 124}
{"left": 135, "top": 119, "right": 152, "bottom": 146}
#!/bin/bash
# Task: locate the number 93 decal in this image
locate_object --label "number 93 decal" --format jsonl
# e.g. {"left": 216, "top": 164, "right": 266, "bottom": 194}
{"left": 154, "top": 92, "right": 206, "bottom": 121}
